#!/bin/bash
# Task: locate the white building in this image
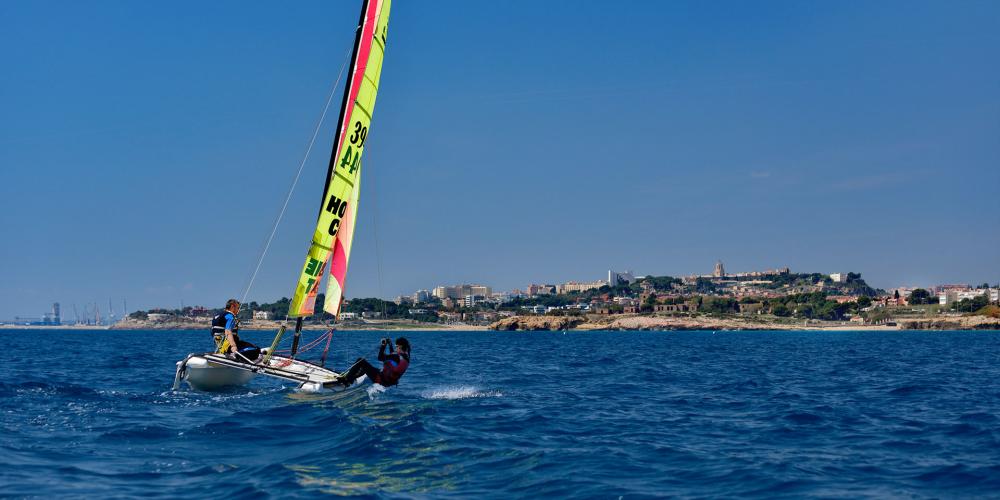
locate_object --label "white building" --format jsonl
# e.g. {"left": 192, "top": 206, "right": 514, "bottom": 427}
{"left": 433, "top": 284, "right": 492, "bottom": 300}
{"left": 938, "top": 288, "right": 987, "bottom": 305}
{"left": 608, "top": 270, "right": 635, "bottom": 287}
{"left": 147, "top": 313, "right": 171, "bottom": 322}
{"left": 829, "top": 273, "right": 846, "bottom": 283}
{"left": 411, "top": 289, "right": 431, "bottom": 303}
{"left": 557, "top": 280, "right": 606, "bottom": 294}
{"left": 252, "top": 310, "right": 272, "bottom": 320}
{"left": 338, "top": 312, "right": 358, "bottom": 320}
{"left": 463, "top": 295, "right": 483, "bottom": 308}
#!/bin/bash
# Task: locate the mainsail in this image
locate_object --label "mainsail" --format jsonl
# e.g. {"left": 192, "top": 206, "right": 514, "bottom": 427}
{"left": 289, "top": 0, "right": 391, "bottom": 318}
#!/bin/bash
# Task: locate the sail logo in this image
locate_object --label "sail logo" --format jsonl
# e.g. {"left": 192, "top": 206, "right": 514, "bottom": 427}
{"left": 325, "top": 195, "right": 349, "bottom": 236}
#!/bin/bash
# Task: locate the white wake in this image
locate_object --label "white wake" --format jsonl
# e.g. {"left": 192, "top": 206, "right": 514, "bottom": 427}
{"left": 422, "top": 386, "right": 504, "bottom": 400}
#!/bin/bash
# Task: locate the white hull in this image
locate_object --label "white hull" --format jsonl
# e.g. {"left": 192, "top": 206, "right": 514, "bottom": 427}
{"left": 173, "top": 352, "right": 345, "bottom": 392}
{"left": 177, "top": 355, "right": 257, "bottom": 391}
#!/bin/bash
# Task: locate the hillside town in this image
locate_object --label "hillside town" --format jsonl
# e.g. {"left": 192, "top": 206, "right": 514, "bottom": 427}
{"left": 98, "top": 261, "right": 1000, "bottom": 332}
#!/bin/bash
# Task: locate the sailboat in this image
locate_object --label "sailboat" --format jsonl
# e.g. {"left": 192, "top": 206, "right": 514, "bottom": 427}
{"left": 173, "top": 0, "right": 392, "bottom": 392}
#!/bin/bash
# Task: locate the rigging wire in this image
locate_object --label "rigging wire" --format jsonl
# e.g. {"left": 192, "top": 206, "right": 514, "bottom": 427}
{"left": 240, "top": 46, "right": 353, "bottom": 306}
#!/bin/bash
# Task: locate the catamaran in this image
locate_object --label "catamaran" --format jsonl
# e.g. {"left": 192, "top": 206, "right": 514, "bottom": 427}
{"left": 173, "top": 0, "right": 392, "bottom": 392}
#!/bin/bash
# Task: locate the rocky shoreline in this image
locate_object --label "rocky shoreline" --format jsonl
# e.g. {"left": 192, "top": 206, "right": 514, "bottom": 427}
{"left": 488, "top": 314, "right": 1000, "bottom": 331}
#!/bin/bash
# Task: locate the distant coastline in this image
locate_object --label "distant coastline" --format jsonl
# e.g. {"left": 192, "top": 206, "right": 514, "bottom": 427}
{"left": 4, "top": 313, "right": 998, "bottom": 332}
{"left": 0, "top": 324, "right": 110, "bottom": 330}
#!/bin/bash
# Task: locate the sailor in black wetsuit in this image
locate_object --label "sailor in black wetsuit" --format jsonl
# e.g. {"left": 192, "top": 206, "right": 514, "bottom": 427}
{"left": 210, "top": 299, "right": 260, "bottom": 361}
{"left": 337, "top": 337, "right": 410, "bottom": 387}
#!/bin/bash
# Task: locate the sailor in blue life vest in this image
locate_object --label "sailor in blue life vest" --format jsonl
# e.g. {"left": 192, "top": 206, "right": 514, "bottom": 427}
{"left": 210, "top": 299, "right": 260, "bottom": 361}
{"left": 337, "top": 337, "right": 410, "bottom": 387}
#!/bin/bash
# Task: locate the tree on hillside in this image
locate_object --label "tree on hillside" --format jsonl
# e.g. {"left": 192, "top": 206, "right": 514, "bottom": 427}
{"left": 952, "top": 296, "right": 989, "bottom": 312}
{"left": 636, "top": 276, "right": 682, "bottom": 291}
{"left": 909, "top": 289, "right": 932, "bottom": 305}
{"left": 771, "top": 303, "right": 791, "bottom": 317}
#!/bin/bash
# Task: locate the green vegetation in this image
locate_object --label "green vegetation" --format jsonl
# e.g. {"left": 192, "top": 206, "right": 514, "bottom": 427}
{"left": 951, "top": 295, "right": 989, "bottom": 313}
{"left": 632, "top": 275, "right": 682, "bottom": 291}
{"left": 762, "top": 292, "right": 853, "bottom": 321}
{"left": 698, "top": 297, "right": 738, "bottom": 314}
{"left": 909, "top": 288, "right": 933, "bottom": 305}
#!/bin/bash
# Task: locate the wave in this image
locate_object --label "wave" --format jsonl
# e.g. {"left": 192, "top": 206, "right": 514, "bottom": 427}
{"left": 421, "top": 386, "right": 504, "bottom": 400}
{"left": 783, "top": 411, "right": 824, "bottom": 425}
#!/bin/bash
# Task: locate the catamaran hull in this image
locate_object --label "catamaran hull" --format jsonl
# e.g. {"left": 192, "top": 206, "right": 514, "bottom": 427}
{"left": 178, "top": 355, "right": 256, "bottom": 391}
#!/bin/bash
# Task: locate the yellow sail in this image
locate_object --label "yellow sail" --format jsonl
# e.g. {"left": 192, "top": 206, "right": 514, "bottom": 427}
{"left": 324, "top": 173, "right": 361, "bottom": 313}
{"left": 289, "top": 0, "right": 391, "bottom": 317}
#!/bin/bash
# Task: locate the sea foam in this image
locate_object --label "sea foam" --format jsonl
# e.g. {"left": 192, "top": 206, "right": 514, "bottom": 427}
{"left": 422, "top": 386, "right": 503, "bottom": 400}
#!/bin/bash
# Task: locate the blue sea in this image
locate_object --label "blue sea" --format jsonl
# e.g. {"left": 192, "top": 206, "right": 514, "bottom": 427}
{"left": 3, "top": 329, "right": 1000, "bottom": 498}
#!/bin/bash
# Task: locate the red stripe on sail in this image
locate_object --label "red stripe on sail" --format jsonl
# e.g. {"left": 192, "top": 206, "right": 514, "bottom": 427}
{"left": 334, "top": 0, "right": 379, "bottom": 161}
{"left": 330, "top": 239, "right": 348, "bottom": 289}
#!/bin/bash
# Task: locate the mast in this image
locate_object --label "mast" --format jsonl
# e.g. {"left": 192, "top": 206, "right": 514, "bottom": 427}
{"left": 290, "top": 317, "right": 304, "bottom": 357}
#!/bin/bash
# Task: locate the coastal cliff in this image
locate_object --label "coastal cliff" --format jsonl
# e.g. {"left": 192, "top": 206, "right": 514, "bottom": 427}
{"left": 898, "top": 316, "right": 1000, "bottom": 330}
{"left": 489, "top": 316, "right": 585, "bottom": 331}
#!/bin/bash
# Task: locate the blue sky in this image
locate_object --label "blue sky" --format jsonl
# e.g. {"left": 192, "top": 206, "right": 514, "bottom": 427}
{"left": 1, "top": 0, "right": 998, "bottom": 319}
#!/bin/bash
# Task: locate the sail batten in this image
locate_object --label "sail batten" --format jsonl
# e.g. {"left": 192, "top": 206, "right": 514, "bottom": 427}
{"left": 289, "top": 0, "right": 391, "bottom": 318}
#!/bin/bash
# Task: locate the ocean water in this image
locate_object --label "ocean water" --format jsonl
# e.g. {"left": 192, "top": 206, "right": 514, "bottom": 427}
{"left": 2, "top": 329, "right": 1000, "bottom": 498}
